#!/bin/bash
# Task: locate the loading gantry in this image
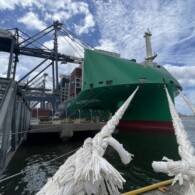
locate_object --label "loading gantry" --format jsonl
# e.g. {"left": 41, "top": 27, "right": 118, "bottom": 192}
{"left": 0, "top": 21, "right": 89, "bottom": 110}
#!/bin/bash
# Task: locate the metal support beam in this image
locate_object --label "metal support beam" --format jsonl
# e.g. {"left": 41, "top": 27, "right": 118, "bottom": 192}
{"left": 52, "top": 61, "right": 55, "bottom": 92}
{"left": 24, "top": 63, "right": 52, "bottom": 88}
{"left": 53, "top": 21, "right": 62, "bottom": 92}
{"left": 7, "top": 38, "right": 15, "bottom": 79}
{"left": 19, "top": 25, "right": 53, "bottom": 46}
{"left": 19, "top": 29, "right": 53, "bottom": 52}
{"left": 23, "top": 29, "right": 54, "bottom": 47}
{"left": 12, "top": 54, "right": 19, "bottom": 80}
{"left": 0, "top": 82, "right": 16, "bottom": 169}
{"left": 15, "top": 97, "right": 22, "bottom": 145}
{"left": 18, "top": 53, "right": 53, "bottom": 83}
{"left": 17, "top": 102, "right": 24, "bottom": 144}
{"left": 12, "top": 29, "right": 19, "bottom": 80}
{"left": 11, "top": 99, "right": 16, "bottom": 151}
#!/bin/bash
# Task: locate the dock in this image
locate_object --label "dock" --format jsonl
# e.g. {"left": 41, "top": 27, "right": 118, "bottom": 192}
{"left": 29, "top": 121, "right": 106, "bottom": 138}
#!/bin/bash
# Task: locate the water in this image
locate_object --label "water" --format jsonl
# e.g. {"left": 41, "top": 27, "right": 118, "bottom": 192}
{"left": 0, "top": 117, "right": 194, "bottom": 195}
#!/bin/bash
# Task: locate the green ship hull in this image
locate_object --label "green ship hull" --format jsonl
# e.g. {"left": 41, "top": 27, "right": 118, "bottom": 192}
{"left": 67, "top": 49, "right": 182, "bottom": 131}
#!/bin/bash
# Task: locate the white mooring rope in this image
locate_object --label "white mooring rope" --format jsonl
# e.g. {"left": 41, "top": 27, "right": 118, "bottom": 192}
{"left": 179, "top": 90, "right": 195, "bottom": 116}
{"left": 36, "top": 87, "right": 139, "bottom": 195}
{"left": 152, "top": 87, "right": 195, "bottom": 195}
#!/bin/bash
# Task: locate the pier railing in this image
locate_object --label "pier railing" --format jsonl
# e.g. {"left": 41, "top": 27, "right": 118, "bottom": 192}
{"left": 0, "top": 78, "right": 31, "bottom": 175}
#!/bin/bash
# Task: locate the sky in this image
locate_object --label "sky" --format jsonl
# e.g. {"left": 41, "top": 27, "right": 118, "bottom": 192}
{"left": 0, "top": 0, "right": 195, "bottom": 115}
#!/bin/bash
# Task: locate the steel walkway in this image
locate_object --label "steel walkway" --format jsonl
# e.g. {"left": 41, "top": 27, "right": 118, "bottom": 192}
{"left": 0, "top": 78, "right": 31, "bottom": 175}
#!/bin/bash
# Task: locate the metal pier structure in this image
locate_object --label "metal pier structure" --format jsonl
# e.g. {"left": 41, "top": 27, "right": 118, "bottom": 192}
{"left": 0, "top": 21, "right": 83, "bottom": 112}
{"left": 0, "top": 21, "right": 91, "bottom": 174}
{"left": 0, "top": 78, "right": 31, "bottom": 175}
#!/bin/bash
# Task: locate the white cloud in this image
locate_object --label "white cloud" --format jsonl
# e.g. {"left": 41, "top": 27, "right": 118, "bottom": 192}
{"left": 18, "top": 12, "right": 47, "bottom": 31}
{"left": 44, "top": 1, "right": 95, "bottom": 35}
{"left": 59, "top": 63, "right": 79, "bottom": 77}
{"left": 0, "top": 0, "right": 69, "bottom": 11}
{"left": 37, "top": 0, "right": 71, "bottom": 12}
{"left": 93, "top": 0, "right": 195, "bottom": 66}
{"left": 0, "top": 0, "right": 95, "bottom": 34}
{"left": 164, "top": 64, "right": 195, "bottom": 88}
{"left": 70, "top": 2, "right": 95, "bottom": 35}
{"left": 0, "top": 0, "right": 21, "bottom": 10}
{"left": 0, "top": 0, "right": 38, "bottom": 10}
{"left": 74, "top": 13, "right": 95, "bottom": 35}
{"left": 43, "top": 36, "right": 84, "bottom": 58}
{"left": 95, "top": 39, "right": 119, "bottom": 53}
{"left": 44, "top": 11, "right": 72, "bottom": 22}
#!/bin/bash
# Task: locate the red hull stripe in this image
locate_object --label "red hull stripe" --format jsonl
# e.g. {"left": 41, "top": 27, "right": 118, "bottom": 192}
{"left": 119, "top": 120, "right": 173, "bottom": 132}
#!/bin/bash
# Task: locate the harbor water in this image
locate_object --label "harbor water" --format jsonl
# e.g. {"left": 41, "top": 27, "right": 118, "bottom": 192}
{"left": 0, "top": 116, "right": 194, "bottom": 195}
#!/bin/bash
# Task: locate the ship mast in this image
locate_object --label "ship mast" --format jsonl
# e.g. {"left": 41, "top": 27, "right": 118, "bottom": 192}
{"left": 144, "top": 30, "right": 157, "bottom": 66}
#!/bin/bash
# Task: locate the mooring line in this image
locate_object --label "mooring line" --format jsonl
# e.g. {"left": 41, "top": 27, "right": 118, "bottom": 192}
{"left": 0, "top": 147, "right": 80, "bottom": 183}
{"left": 179, "top": 89, "right": 195, "bottom": 115}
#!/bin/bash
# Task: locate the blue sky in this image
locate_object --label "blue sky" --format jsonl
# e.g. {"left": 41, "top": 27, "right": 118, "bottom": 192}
{"left": 0, "top": 0, "right": 195, "bottom": 114}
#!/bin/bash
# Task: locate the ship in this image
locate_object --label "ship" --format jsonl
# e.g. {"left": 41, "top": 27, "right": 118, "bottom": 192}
{"left": 59, "top": 31, "right": 182, "bottom": 131}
